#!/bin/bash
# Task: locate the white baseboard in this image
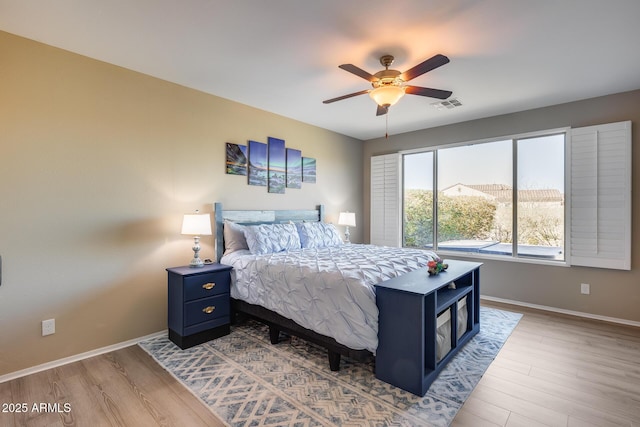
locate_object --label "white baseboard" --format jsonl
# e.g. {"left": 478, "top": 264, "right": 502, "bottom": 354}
{"left": 481, "top": 295, "right": 640, "bottom": 328}
{"left": 3, "top": 298, "right": 639, "bottom": 384}
{"left": 0, "top": 330, "right": 167, "bottom": 384}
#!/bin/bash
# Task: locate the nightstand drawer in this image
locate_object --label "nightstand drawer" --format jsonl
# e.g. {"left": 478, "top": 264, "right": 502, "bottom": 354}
{"left": 184, "top": 294, "right": 230, "bottom": 327}
{"left": 183, "top": 272, "right": 230, "bottom": 301}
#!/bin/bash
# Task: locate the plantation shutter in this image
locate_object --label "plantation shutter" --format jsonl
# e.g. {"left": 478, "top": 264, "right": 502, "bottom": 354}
{"left": 371, "top": 153, "right": 401, "bottom": 247}
{"left": 569, "top": 121, "right": 631, "bottom": 270}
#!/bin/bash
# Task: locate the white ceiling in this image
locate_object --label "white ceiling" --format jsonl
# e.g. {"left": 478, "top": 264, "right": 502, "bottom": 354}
{"left": 2, "top": 0, "right": 640, "bottom": 140}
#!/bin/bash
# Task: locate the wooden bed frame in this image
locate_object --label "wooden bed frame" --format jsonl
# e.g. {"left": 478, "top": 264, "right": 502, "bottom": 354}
{"left": 214, "top": 202, "right": 373, "bottom": 371}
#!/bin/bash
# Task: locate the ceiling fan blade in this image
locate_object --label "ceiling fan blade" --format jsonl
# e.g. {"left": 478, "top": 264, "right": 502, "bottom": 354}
{"left": 322, "top": 89, "right": 370, "bottom": 104}
{"left": 376, "top": 105, "right": 388, "bottom": 116}
{"left": 401, "top": 54, "right": 450, "bottom": 82}
{"left": 339, "top": 64, "right": 377, "bottom": 82}
{"left": 405, "top": 85, "right": 452, "bottom": 99}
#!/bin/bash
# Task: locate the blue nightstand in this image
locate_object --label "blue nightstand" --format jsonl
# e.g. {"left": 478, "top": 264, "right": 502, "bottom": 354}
{"left": 167, "top": 263, "right": 233, "bottom": 349}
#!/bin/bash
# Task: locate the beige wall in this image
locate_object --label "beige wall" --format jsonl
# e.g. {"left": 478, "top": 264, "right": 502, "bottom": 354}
{"left": 364, "top": 89, "right": 640, "bottom": 324}
{"left": 0, "top": 31, "right": 363, "bottom": 376}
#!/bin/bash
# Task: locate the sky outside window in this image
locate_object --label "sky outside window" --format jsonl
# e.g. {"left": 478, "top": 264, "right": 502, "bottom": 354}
{"left": 405, "top": 138, "right": 564, "bottom": 193}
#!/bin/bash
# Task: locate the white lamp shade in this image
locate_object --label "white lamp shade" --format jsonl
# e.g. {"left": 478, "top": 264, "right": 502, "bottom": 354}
{"left": 181, "top": 213, "right": 212, "bottom": 236}
{"left": 369, "top": 85, "right": 405, "bottom": 107}
{"left": 338, "top": 212, "right": 356, "bottom": 227}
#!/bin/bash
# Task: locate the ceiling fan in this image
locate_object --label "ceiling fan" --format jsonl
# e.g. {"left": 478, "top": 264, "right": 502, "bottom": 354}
{"left": 323, "top": 54, "right": 452, "bottom": 116}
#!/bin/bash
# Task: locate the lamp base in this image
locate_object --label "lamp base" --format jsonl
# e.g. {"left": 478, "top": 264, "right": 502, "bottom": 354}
{"left": 189, "top": 236, "right": 205, "bottom": 268}
{"left": 189, "top": 258, "right": 204, "bottom": 268}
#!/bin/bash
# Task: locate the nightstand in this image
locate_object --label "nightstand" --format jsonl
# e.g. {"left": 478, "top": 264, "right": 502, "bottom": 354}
{"left": 167, "top": 263, "right": 233, "bottom": 349}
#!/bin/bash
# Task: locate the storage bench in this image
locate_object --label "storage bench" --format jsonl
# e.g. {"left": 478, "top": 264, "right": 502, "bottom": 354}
{"left": 375, "top": 260, "right": 481, "bottom": 396}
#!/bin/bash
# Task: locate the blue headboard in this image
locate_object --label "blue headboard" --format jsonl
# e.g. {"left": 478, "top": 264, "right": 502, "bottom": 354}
{"left": 214, "top": 202, "right": 324, "bottom": 261}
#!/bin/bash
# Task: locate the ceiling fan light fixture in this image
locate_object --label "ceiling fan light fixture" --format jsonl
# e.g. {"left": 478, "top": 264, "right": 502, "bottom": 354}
{"left": 369, "top": 85, "right": 405, "bottom": 107}
{"left": 324, "top": 53, "right": 450, "bottom": 116}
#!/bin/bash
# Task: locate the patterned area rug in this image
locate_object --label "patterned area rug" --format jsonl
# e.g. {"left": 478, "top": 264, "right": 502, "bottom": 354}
{"left": 139, "top": 307, "right": 521, "bottom": 426}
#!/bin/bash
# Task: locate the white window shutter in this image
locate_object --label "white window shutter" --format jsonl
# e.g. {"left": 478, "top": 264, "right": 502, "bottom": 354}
{"left": 371, "top": 153, "right": 401, "bottom": 247}
{"left": 569, "top": 121, "right": 631, "bottom": 270}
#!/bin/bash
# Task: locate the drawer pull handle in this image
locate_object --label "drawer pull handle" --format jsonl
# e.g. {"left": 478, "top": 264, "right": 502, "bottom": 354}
{"left": 202, "top": 283, "right": 216, "bottom": 290}
{"left": 202, "top": 306, "right": 215, "bottom": 314}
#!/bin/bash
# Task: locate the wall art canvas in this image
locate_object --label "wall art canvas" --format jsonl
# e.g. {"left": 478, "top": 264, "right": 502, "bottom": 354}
{"left": 225, "top": 143, "right": 247, "bottom": 175}
{"left": 302, "top": 157, "right": 317, "bottom": 183}
{"left": 286, "top": 148, "right": 302, "bottom": 189}
{"left": 267, "top": 137, "right": 286, "bottom": 194}
{"left": 248, "top": 140, "right": 267, "bottom": 186}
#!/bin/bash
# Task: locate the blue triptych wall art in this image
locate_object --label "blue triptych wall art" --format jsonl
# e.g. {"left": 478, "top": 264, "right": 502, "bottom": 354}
{"left": 225, "top": 138, "right": 315, "bottom": 194}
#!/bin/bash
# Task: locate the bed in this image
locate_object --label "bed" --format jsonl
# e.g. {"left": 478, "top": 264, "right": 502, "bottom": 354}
{"left": 214, "top": 202, "right": 440, "bottom": 371}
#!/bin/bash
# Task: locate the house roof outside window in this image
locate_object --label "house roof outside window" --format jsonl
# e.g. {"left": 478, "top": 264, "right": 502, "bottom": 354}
{"left": 442, "top": 183, "right": 563, "bottom": 204}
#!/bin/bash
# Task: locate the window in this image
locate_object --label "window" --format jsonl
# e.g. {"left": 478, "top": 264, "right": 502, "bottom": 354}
{"left": 403, "top": 152, "right": 433, "bottom": 248}
{"left": 437, "top": 140, "right": 516, "bottom": 256}
{"left": 371, "top": 121, "right": 630, "bottom": 269}
{"left": 516, "top": 135, "right": 565, "bottom": 259}
{"left": 403, "top": 133, "right": 565, "bottom": 262}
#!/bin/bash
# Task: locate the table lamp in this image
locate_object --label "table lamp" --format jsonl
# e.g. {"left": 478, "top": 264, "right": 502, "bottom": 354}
{"left": 338, "top": 211, "right": 356, "bottom": 243}
{"left": 181, "top": 211, "right": 212, "bottom": 267}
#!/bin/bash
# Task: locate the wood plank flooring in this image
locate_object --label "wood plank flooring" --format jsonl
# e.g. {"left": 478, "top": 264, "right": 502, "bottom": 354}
{"left": 1, "top": 300, "right": 638, "bottom": 426}
{"left": 453, "top": 300, "right": 640, "bottom": 427}
{"left": 0, "top": 345, "right": 225, "bottom": 427}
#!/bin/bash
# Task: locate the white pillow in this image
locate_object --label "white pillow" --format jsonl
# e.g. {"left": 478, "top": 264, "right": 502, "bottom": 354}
{"left": 223, "top": 220, "right": 248, "bottom": 255}
{"left": 244, "top": 223, "right": 301, "bottom": 255}
{"left": 296, "top": 222, "right": 343, "bottom": 248}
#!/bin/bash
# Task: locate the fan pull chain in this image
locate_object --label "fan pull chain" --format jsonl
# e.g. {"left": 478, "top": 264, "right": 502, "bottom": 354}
{"left": 385, "top": 112, "right": 389, "bottom": 139}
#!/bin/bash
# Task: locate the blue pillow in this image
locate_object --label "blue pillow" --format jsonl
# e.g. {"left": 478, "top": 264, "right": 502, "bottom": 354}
{"left": 296, "top": 222, "right": 343, "bottom": 248}
{"left": 244, "top": 223, "right": 301, "bottom": 255}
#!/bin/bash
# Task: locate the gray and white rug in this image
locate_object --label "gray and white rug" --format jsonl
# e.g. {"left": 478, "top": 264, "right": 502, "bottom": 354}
{"left": 139, "top": 307, "right": 521, "bottom": 426}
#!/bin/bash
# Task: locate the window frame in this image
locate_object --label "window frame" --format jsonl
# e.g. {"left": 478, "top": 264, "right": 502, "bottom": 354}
{"left": 400, "top": 127, "right": 570, "bottom": 267}
{"left": 372, "top": 121, "right": 630, "bottom": 270}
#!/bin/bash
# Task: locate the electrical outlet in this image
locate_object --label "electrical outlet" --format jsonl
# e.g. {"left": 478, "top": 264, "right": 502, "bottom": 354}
{"left": 580, "top": 283, "right": 590, "bottom": 295}
{"left": 42, "top": 319, "right": 55, "bottom": 336}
